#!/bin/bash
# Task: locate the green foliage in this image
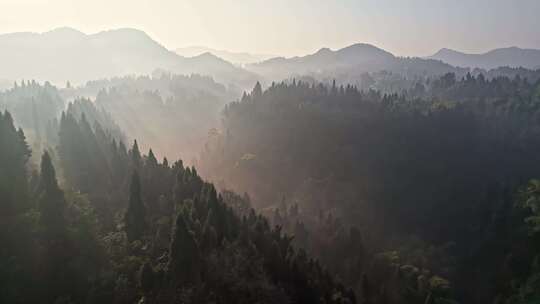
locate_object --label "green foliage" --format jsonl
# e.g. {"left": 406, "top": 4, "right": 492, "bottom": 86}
{"left": 11, "top": 71, "right": 540, "bottom": 304}
{"left": 519, "top": 179, "right": 540, "bottom": 234}
{"left": 200, "top": 75, "right": 540, "bottom": 303}
{"left": 38, "top": 151, "right": 66, "bottom": 236}
{"left": 0, "top": 80, "right": 63, "bottom": 143}
{"left": 501, "top": 180, "right": 540, "bottom": 304}
{"left": 167, "top": 213, "right": 201, "bottom": 284}
{"left": 138, "top": 262, "right": 155, "bottom": 292}
{"left": 0, "top": 110, "right": 31, "bottom": 215}
{"left": 84, "top": 73, "right": 236, "bottom": 160}
{"left": 125, "top": 171, "right": 146, "bottom": 242}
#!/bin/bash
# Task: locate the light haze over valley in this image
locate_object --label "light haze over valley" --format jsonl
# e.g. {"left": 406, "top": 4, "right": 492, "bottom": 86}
{"left": 1, "top": 1, "right": 540, "bottom": 304}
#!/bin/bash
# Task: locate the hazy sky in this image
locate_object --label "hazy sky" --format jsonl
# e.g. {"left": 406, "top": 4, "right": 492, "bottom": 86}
{"left": 1, "top": 0, "right": 539, "bottom": 57}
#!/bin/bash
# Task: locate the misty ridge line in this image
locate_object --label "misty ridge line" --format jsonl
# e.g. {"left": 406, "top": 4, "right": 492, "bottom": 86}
{"left": 2, "top": 13, "right": 540, "bottom": 304}
{"left": 0, "top": 26, "right": 539, "bottom": 92}
{"left": 4, "top": 26, "right": 535, "bottom": 59}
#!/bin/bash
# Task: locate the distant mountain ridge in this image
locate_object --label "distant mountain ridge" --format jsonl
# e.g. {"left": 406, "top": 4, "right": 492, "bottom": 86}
{"left": 253, "top": 43, "right": 393, "bottom": 67}
{"left": 0, "top": 27, "right": 258, "bottom": 87}
{"left": 175, "top": 46, "right": 275, "bottom": 65}
{"left": 0, "top": 27, "right": 537, "bottom": 89}
{"left": 247, "top": 43, "right": 464, "bottom": 81}
{"left": 429, "top": 47, "right": 540, "bottom": 70}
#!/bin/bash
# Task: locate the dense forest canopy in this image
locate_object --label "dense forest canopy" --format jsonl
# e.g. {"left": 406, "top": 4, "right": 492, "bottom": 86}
{"left": 200, "top": 74, "right": 540, "bottom": 303}
{"left": 2, "top": 70, "right": 540, "bottom": 304}
{"left": 88, "top": 73, "right": 234, "bottom": 160}
{"left": 0, "top": 108, "right": 356, "bottom": 303}
{"left": 0, "top": 73, "right": 236, "bottom": 163}
{"left": 1, "top": 22, "right": 540, "bottom": 304}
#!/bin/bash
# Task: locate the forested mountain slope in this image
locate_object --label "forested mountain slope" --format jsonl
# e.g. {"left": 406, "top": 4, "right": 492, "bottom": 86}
{"left": 82, "top": 73, "right": 236, "bottom": 160}
{"left": 3, "top": 70, "right": 540, "bottom": 304}
{"left": 199, "top": 75, "right": 540, "bottom": 303}
{"left": 1, "top": 73, "right": 238, "bottom": 162}
{"left": 0, "top": 108, "right": 355, "bottom": 304}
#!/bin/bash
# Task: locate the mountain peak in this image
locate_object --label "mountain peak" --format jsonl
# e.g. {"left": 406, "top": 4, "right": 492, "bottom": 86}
{"left": 487, "top": 46, "right": 524, "bottom": 54}
{"left": 0, "top": 27, "right": 257, "bottom": 87}
{"left": 95, "top": 28, "right": 151, "bottom": 39}
{"left": 45, "top": 27, "right": 86, "bottom": 37}
{"left": 175, "top": 46, "right": 277, "bottom": 65}
{"left": 430, "top": 46, "right": 540, "bottom": 69}
{"left": 192, "top": 52, "right": 226, "bottom": 62}
{"left": 190, "top": 52, "right": 234, "bottom": 66}
{"left": 310, "top": 43, "right": 394, "bottom": 58}
{"left": 336, "top": 43, "right": 395, "bottom": 59}
{"left": 195, "top": 51, "right": 219, "bottom": 58}
{"left": 432, "top": 48, "right": 461, "bottom": 57}
{"left": 315, "top": 47, "right": 332, "bottom": 54}
{"left": 343, "top": 43, "right": 379, "bottom": 50}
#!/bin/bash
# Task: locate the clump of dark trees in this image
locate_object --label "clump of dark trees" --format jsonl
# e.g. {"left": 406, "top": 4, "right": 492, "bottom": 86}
{"left": 72, "top": 72, "right": 237, "bottom": 160}
{"left": 200, "top": 74, "right": 540, "bottom": 304}
{"left": 3, "top": 70, "right": 540, "bottom": 304}
{"left": 0, "top": 109, "right": 355, "bottom": 304}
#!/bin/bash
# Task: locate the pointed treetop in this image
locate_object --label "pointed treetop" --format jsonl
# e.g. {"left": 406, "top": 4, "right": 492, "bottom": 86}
{"left": 39, "top": 151, "right": 59, "bottom": 192}
{"left": 163, "top": 157, "right": 169, "bottom": 168}
{"left": 241, "top": 91, "right": 249, "bottom": 102}
{"left": 252, "top": 81, "right": 263, "bottom": 98}
{"left": 38, "top": 151, "right": 66, "bottom": 234}
{"left": 3, "top": 110, "right": 14, "bottom": 125}
{"left": 133, "top": 139, "right": 140, "bottom": 153}
{"left": 147, "top": 148, "right": 158, "bottom": 166}
{"left": 131, "top": 139, "right": 142, "bottom": 167}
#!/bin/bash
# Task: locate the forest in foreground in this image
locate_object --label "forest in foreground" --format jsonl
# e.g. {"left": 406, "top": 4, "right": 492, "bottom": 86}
{"left": 1, "top": 106, "right": 355, "bottom": 304}
{"left": 200, "top": 74, "right": 540, "bottom": 304}
{"left": 5, "top": 0, "right": 540, "bottom": 301}
{"left": 2, "top": 70, "right": 540, "bottom": 304}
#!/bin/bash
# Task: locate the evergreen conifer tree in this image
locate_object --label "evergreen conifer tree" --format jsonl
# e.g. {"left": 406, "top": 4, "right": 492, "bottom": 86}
{"left": 168, "top": 213, "right": 201, "bottom": 284}
{"left": 38, "top": 151, "right": 66, "bottom": 236}
{"left": 131, "top": 140, "right": 142, "bottom": 169}
{"left": 252, "top": 81, "right": 263, "bottom": 99}
{"left": 125, "top": 171, "right": 146, "bottom": 241}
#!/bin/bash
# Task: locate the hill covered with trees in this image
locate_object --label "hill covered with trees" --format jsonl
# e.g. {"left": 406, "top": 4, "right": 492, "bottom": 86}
{"left": 199, "top": 75, "right": 540, "bottom": 303}
{"left": 0, "top": 108, "right": 356, "bottom": 304}
{"left": 3, "top": 69, "right": 540, "bottom": 304}
{"left": 1, "top": 73, "right": 238, "bottom": 162}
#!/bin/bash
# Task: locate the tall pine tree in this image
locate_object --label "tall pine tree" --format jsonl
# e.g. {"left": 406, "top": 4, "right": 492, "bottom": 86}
{"left": 167, "top": 212, "right": 201, "bottom": 284}
{"left": 0, "top": 111, "right": 31, "bottom": 216}
{"left": 125, "top": 171, "right": 146, "bottom": 242}
{"left": 131, "top": 140, "right": 142, "bottom": 170}
{"left": 38, "top": 151, "right": 66, "bottom": 236}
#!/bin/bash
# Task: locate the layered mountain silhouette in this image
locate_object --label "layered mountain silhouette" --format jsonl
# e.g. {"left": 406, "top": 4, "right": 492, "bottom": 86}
{"left": 1, "top": 27, "right": 536, "bottom": 89}
{"left": 0, "top": 27, "right": 257, "bottom": 87}
{"left": 429, "top": 47, "right": 540, "bottom": 70}
{"left": 247, "top": 43, "right": 463, "bottom": 81}
{"left": 175, "top": 46, "right": 275, "bottom": 65}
